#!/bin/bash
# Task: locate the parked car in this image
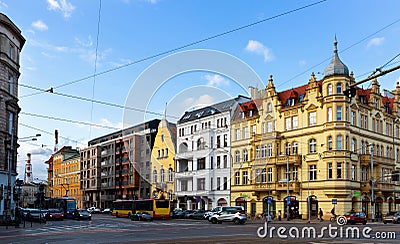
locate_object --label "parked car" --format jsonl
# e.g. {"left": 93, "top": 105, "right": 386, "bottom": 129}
{"left": 87, "top": 207, "right": 101, "bottom": 214}
{"left": 209, "top": 210, "right": 247, "bottom": 224}
{"left": 183, "top": 210, "right": 195, "bottom": 219}
{"left": 343, "top": 211, "right": 367, "bottom": 225}
{"left": 131, "top": 211, "right": 153, "bottom": 221}
{"left": 171, "top": 210, "right": 185, "bottom": 219}
{"left": 203, "top": 211, "right": 214, "bottom": 220}
{"left": 73, "top": 209, "right": 92, "bottom": 220}
{"left": 102, "top": 208, "right": 112, "bottom": 214}
{"left": 45, "top": 209, "right": 64, "bottom": 221}
{"left": 22, "top": 208, "right": 47, "bottom": 223}
{"left": 192, "top": 210, "right": 206, "bottom": 220}
{"left": 383, "top": 211, "right": 400, "bottom": 224}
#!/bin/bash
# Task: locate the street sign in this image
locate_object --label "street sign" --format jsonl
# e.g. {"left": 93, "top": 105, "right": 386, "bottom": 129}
{"left": 267, "top": 197, "right": 272, "bottom": 205}
{"left": 332, "top": 199, "right": 337, "bottom": 204}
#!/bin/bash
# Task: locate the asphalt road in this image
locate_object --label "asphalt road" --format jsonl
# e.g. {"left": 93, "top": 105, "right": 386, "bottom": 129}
{"left": 0, "top": 215, "right": 399, "bottom": 243}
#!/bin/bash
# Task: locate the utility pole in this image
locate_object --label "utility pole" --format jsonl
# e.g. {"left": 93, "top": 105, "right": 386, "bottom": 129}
{"left": 287, "top": 155, "right": 290, "bottom": 221}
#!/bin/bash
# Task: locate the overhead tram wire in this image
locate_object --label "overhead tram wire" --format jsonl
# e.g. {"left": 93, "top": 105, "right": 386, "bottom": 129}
{"left": 89, "top": 0, "right": 103, "bottom": 138}
{"left": 18, "top": 83, "right": 180, "bottom": 119}
{"left": 277, "top": 16, "right": 400, "bottom": 89}
{"left": 19, "top": 0, "right": 328, "bottom": 99}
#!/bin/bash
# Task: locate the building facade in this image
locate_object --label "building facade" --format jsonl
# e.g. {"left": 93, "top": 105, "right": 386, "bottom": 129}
{"left": 150, "top": 119, "right": 176, "bottom": 203}
{"left": 80, "top": 145, "right": 101, "bottom": 209}
{"left": 0, "top": 13, "right": 25, "bottom": 216}
{"left": 175, "top": 96, "right": 250, "bottom": 210}
{"left": 230, "top": 38, "right": 400, "bottom": 220}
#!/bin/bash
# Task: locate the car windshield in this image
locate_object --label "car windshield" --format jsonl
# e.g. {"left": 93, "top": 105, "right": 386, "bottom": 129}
{"left": 140, "top": 212, "right": 149, "bottom": 215}
{"left": 79, "top": 210, "right": 89, "bottom": 213}
{"left": 49, "top": 209, "right": 61, "bottom": 213}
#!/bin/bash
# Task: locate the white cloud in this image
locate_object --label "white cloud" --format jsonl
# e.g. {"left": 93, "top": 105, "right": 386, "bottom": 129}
{"left": 31, "top": 20, "right": 48, "bottom": 31}
{"left": 367, "top": 37, "right": 385, "bottom": 48}
{"left": 245, "top": 40, "right": 274, "bottom": 62}
{"left": 204, "top": 74, "right": 230, "bottom": 87}
{"left": 47, "top": 0, "right": 75, "bottom": 18}
{"left": 98, "top": 118, "right": 123, "bottom": 130}
{"left": 184, "top": 94, "right": 215, "bottom": 110}
{"left": 145, "top": 0, "right": 159, "bottom": 4}
{"left": 75, "top": 36, "right": 93, "bottom": 48}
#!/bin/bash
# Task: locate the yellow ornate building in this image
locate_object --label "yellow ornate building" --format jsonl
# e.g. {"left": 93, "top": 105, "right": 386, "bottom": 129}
{"left": 231, "top": 38, "right": 400, "bottom": 221}
{"left": 150, "top": 119, "right": 177, "bottom": 203}
{"left": 47, "top": 146, "right": 82, "bottom": 208}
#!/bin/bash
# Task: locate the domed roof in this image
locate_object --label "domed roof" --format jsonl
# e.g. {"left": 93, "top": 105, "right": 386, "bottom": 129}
{"left": 324, "top": 36, "right": 349, "bottom": 77}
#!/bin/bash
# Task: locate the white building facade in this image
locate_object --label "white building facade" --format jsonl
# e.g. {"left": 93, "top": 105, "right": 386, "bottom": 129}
{"left": 175, "top": 96, "right": 249, "bottom": 210}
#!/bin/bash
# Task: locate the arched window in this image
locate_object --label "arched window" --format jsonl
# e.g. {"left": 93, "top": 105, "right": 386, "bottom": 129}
{"left": 160, "top": 168, "right": 165, "bottom": 183}
{"left": 327, "top": 84, "right": 332, "bottom": 95}
{"left": 243, "top": 149, "right": 248, "bottom": 162}
{"left": 168, "top": 168, "right": 173, "bottom": 182}
{"left": 267, "top": 103, "right": 272, "bottom": 112}
{"left": 309, "top": 139, "right": 317, "bottom": 153}
{"left": 336, "top": 83, "right": 342, "bottom": 94}
{"left": 235, "top": 150, "right": 240, "bottom": 163}
{"left": 336, "top": 135, "right": 343, "bottom": 150}
{"left": 153, "top": 169, "right": 158, "bottom": 183}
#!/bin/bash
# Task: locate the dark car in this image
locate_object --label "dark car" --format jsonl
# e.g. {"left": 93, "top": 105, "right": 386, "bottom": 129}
{"left": 171, "top": 210, "right": 185, "bottom": 219}
{"left": 183, "top": 210, "right": 195, "bottom": 219}
{"left": 46, "top": 209, "right": 64, "bottom": 221}
{"left": 73, "top": 209, "right": 92, "bottom": 220}
{"left": 343, "top": 211, "right": 367, "bottom": 225}
{"left": 131, "top": 211, "right": 153, "bottom": 221}
{"left": 192, "top": 210, "right": 206, "bottom": 220}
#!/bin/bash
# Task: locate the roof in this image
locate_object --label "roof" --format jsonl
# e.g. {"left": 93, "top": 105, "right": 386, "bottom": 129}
{"left": 178, "top": 95, "right": 250, "bottom": 123}
{"left": 324, "top": 36, "right": 349, "bottom": 78}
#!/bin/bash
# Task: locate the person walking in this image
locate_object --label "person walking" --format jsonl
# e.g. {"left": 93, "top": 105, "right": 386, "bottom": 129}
{"left": 331, "top": 207, "right": 336, "bottom": 220}
{"left": 319, "top": 208, "right": 323, "bottom": 221}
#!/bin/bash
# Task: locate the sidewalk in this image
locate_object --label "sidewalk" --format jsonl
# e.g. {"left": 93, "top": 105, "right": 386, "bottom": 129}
{"left": 0, "top": 220, "right": 47, "bottom": 234}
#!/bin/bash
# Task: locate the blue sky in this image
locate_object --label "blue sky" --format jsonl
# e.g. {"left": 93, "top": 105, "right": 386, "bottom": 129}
{"left": 1, "top": 0, "right": 400, "bottom": 180}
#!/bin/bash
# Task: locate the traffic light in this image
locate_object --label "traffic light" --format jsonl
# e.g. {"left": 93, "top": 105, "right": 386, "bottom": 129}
{"left": 343, "top": 87, "right": 356, "bottom": 98}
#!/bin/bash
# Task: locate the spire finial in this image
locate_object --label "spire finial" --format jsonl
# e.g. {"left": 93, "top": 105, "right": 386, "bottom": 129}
{"left": 334, "top": 35, "right": 338, "bottom": 54}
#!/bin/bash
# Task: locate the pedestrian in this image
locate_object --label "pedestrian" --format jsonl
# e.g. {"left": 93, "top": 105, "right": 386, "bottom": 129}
{"left": 15, "top": 207, "right": 21, "bottom": 228}
{"left": 319, "top": 208, "right": 323, "bottom": 221}
{"left": 331, "top": 207, "right": 336, "bottom": 220}
{"left": 278, "top": 210, "right": 281, "bottom": 221}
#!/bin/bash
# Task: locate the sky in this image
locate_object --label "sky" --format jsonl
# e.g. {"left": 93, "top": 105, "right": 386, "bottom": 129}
{"left": 1, "top": 0, "right": 400, "bottom": 180}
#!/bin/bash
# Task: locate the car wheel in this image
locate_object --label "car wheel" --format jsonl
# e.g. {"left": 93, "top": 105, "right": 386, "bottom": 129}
{"left": 233, "top": 218, "right": 240, "bottom": 225}
{"left": 384, "top": 221, "right": 387, "bottom": 224}
{"left": 211, "top": 218, "right": 218, "bottom": 224}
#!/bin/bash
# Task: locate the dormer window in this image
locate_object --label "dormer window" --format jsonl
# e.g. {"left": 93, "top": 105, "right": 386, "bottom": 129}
{"left": 359, "top": 96, "right": 366, "bottom": 104}
{"left": 384, "top": 103, "right": 390, "bottom": 113}
{"left": 375, "top": 99, "right": 379, "bottom": 109}
{"left": 285, "top": 98, "right": 295, "bottom": 107}
{"left": 248, "top": 110, "right": 253, "bottom": 117}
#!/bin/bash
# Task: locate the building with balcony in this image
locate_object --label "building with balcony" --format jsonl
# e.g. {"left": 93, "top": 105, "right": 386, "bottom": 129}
{"left": 175, "top": 96, "right": 250, "bottom": 210}
{"left": 80, "top": 145, "right": 101, "bottom": 209}
{"left": 230, "top": 38, "right": 400, "bottom": 221}
{"left": 150, "top": 119, "right": 176, "bottom": 204}
{"left": 0, "top": 13, "right": 25, "bottom": 216}
{"left": 86, "top": 119, "right": 160, "bottom": 208}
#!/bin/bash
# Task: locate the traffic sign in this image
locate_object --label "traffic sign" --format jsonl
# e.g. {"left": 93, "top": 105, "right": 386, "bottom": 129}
{"left": 332, "top": 199, "right": 337, "bottom": 204}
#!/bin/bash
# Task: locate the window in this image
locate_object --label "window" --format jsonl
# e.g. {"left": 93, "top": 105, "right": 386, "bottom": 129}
{"left": 337, "top": 163, "right": 342, "bottom": 179}
{"left": 256, "top": 145, "right": 261, "bottom": 159}
{"left": 309, "top": 112, "right": 316, "bottom": 126}
{"left": 337, "top": 135, "right": 342, "bottom": 150}
{"left": 268, "top": 144, "right": 273, "bottom": 157}
{"left": 351, "top": 164, "right": 356, "bottom": 181}
{"left": 153, "top": 170, "right": 158, "bottom": 183}
{"left": 198, "top": 158, "right": 206, "bottom": 170}
{"left": 255, "top": 169, "right": 261, "bottom": 183}
{"left": 197, "top": 178, "right": 205, "bottom": 190}
{"left": 216, "top": 136, "right": 221, "bottom": 148}
{"left": 217, "top": 177, "right": 221, "bottom": 190}
{"left": 235, "top": 172, "right": 240, "bottom": 185}
{"left": 267, "top": 122, "right": 273, "bottom": 132}
{"left": 327, "top": 84, "right": 332, "bottom": 95}
{"left": 262, "top": 123, "right": 266, "bottom": 134}
{"left": 8, "top": 75, "right": 14, "bottom": 95}
{"left": 351, "top": 138, "right": 356, "bottom": 152}
{"left": 9, "top": 44, "right": 13, "bottom": 59}
{"left": 337, "top": 106, "right": 342, "bottom": 121}
{"left": 327, "top": 136, "right": 332, "bottom": 150}
{"left": 285, "top": 117, "right": 291, "bottom": 131}
{"left": 292, "top": 142, "right": 298, "bottom": 155}
{"left": 210, "top": 156, "right": 214, "bottom": 169}
{"left": 292, "top": 116, "right": 298, "bottom": 129}
{"left": 251, "top": 125, "right": 256, "bottom": 135}
{"left": 217, "top": 156, "right": 221, "bottom": 169}
{"left": 243, "top": 149, "right": 248, "bottom": 162}
{"left": 328, "top": 163, "right": 333, "bottom": 179}
{"left": 292, "top": 167, "right": 298, "bottom": 180}
{"left": 361, "top": 166, "right": 368, "bottom": 181}
{"left": 261, "top": 145, "right": 267, "bottom": 158}
{"left": 267, "top": 103, "right": 272, "bottom": 112}
{"left": 236, "top": 129, "right": 240, "bottom": 140}
{"left": 267, "top": 168, "right": 273, "bottom": 182}
{"left": 235, "top": 151, "right": 240, "bottom": 163}
{"left": 261, "top": 168, "right": 266, "bottom": 183}
{"left": 223, "top": 177, "right": 227, "bottom": 190}
{"left": 285, "top": 143, "right": 291, "bottom": 156}
{"left": 309, "top": 165, "right": 317, "bottom": 181}
{"left": 168, "top": 168, "right": 173, "bottom": 182}
{"left": 160, "top": 169, "right": 165, "bottom": 182}
{"left": 336, "top": 83, "right": 342, "bottom": 94}
{"left": 309, "top": 139, "right": 317, "bottom": 153}
{"left": 223, "top": 155, "right": 227, "bottom": 168}
{"left": 244, "top": 127, "right": 249, "bottom": 139}
{"left": 328, "top": 107, "right": 333, "bottom": 122}
{"left": 223, "top": 134, "right": 228, "bottom": 147}
{"left": 242, "top": 171, "right": 248, "bottom": 185}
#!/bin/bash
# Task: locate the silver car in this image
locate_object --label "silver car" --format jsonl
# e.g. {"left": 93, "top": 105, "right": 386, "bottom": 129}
{"left": 209, "top": 210, "right": 247, "bottom": 224}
